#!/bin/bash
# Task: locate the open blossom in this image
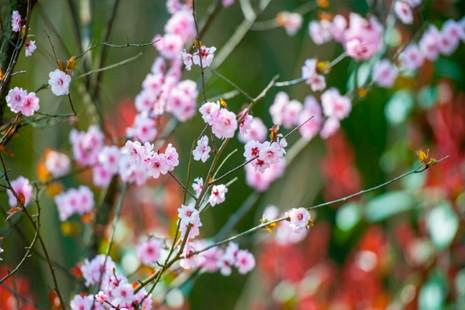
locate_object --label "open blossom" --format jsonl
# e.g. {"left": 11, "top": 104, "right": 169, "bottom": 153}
{"left": 70, "top": 294, "right": 93, "bottom": 310}
{"left": 209, "top": 184, "right": 228, "bottom": 206}
{"left": 93, "top": 165, "right": 112, "bottom": 188}
{"left": 269, "top": 92, "right": 301, "bottom": 128}
{"left": 193, "top": 136, "right": 211, "bottom": 163}
{"left": 45, "top": 150, "right": 71, "bottom": 177}
{"left": 235, "top": 249, "right": 255, "bottom": 274}
{"left": 126, "top": 114, "right": 157, "bottom": 142}
{"left": 54, "top": 186, "right": 94, "bottom": 221}
{"left": 81, "top": 255, "right": 116, "bottom": 287}
{"left": 95, "top": 291, "right": 107, "bottom": 304}
{"left": 192, "top": 177, "right": 204, "bottom": 197}
{"left": 439, "top": 19, "right": 461, "bottom": 56}
{"left": 178, "top": 202, "right": 200, "bottom": 225}
{"left": 222, "top": 0, "right": 234, "bottom": 7}
{"left": 199, "top": 101, "right": 220, "bottom": 125}
{"left": 180, "top": 242, "right": 199, "bottom": 269}
{"left": 217, "top": 242, "right": 239, "bottom": 276}
{"left": 70, "top": 125, "right": 104, "bottom": 166}
{"left": 301, "top": 58, "right": 326, "bottom": 92}
{"left": 276, "top": 11, "right": 303, "bottom": 36}
{"left": 373, "top": 59, "right": 398, "bottom": 88}
{"left": 344, "top": 14, "right": 384, "bottom": 60}
{"left": 7, "top": 176, "right": 33, "bottom": 207}
{"left": 320, "top": 117, "right": 340, "bottom": 139}
{"left": 259, "top": 139, "right": 287, "bottom": 166}
{"left": 211, "top": 108, "right": 238, "bottom": 139}
{"left": 238, "top": 117, "right": 268, "bottom": 143}
{"left": 144, "top": 152, "right": 169, "bottom": 179}
{"left": 244, "top": 140, "right": 262, "bottom": 161}
{"left": 122, "top": 140, "right": 151, "bottom": 164}
{"left": 154, "top": 33, "right": 184, "bottom": 59}
{"left": 118, "top": 154, "right": 150, "bottom": 186}
{"left": 142, "top": 73, "right": 164, "bottom": 98}
{"left": 25, "top": 40, "right": 36, "bottom": 57}
{"left": 137, "top": 239, "right": 162, "bottom": 265}
{"left": 164, "top": 10, "right": 196, "bottom": 43}
{"left": 321, "top": 88, "right": 352, "bottom": 120}
{"left": 6, "top": 87, "right": 27, "bottom": 113}
{"left": 166, "top": 80, "right": 198, "bottom": 122}
{"left": 395, "top": 1, "right": 413, "bottom": 24}
{"left": 399, "top": 44, "right": 424, "bottom": 71}
{"left": 286, "top": 207, "right": 312, "bottom": 233}
{"left": 164, "top": 143, "right": 179, "bottom": 171}
{"left": 135, "top": 90, "right": 155, "bottom": 112}
{"left": 48, "top": 69, "right": 71, "bottom": 96}
{"left": 309, "top": 20, "right": 332, "bottom": 44}
{"left": 193, "top": 46, "right": 216, "bottom": 68}
{"left": 245, "top": 158, "right": 286, "bottom": 192}
{"left": 330, "top": 15, "right": 347, "bottom": 42}
{"left": 238, "top": 112, "right": 253, "bottom": 135}
{"left": 21, "top": 92, "right": 40, "bottom": 116}
{"left": 181, "top": 49, "right": 193, "bottom": 70}
{"left": 419, "top": 25, "right": 441, "bottom": 61}
{"left": 98, "top": 146, "right": 120, "bottom": 175}
{"left": 11, "top": 10, "right": 21, "bottom": 32}
{"left": 299, "top": 96, "right": 322, "bottom": 141}
{"left": 180, "top": 217, "right": 203, "bottom": 240}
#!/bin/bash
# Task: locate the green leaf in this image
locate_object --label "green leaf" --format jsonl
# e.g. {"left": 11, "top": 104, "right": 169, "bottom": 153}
{"left": 427, "top": 202, "right": 459, "bottom": 251}
{"left": 419, "top": 270, "right": 448, "bottom": 310}
{"left": 365, "top": 191, "right": 416, "bottom": 222}
{"left": 336, "top": 202, "right": 361, "bottom": 231}
{"left": 384, "top": 90, "right": 414, "bottom": 125}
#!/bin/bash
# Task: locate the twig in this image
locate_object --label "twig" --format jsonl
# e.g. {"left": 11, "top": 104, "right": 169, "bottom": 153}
{"left": 168, "top": 171, "right": 197, "bottom": 200}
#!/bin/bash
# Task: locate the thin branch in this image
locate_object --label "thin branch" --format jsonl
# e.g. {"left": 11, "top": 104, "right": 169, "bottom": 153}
{"left": 211, "top": 70, "right": 254, "bottom": 101}
{"left": 168, "top": 171, "right": 197, "bottom": 201}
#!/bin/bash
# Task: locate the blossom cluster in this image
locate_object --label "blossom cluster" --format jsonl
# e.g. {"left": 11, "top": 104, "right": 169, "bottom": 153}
{"left": 181, "top": 45, "right": 217, "bottom": 71}
{"left": 5, "top": 87, "right": 40, "bottom": 116}
{"left": 199, "top": 101, "right": 238, "bottom": 139}
{"left": 75, "top": 255, "right": 153, "bottom": 310}
{"left": 54, "top": 186, "right": 94, "bottom": 221}
{"left": 244, "top": 137, "right": 287, "bottom": 173}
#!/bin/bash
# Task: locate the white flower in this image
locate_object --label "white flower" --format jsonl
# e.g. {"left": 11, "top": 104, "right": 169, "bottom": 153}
{"left": 193, "top": 136, "right": 211, "bottom": 163}
{"left": 48, "top": 69, "right": 71, "bottom": 96}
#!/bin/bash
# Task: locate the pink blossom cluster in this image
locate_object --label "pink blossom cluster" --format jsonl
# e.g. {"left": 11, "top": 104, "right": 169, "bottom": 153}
{"left": 122, "top": 140, "right": 179, "bottom": 179}
{"left": 77, "top": 255, "right": 153, "bottom": 310}
{"left": 320, "top": 88, "right": 352, "bottom": 139}
{"left": 301, "top": 58, "right": 326, "bottom": 91}
{"left": 180, "top": 241, "right": 256, "bottom": 276}
{"left": 11, "top": 10, "right": 21, "bottom": 32}
{"left": 54, "top": 186, "right": 94, "bottom": 221}
{"left": 285, "top": 207, "right": 312, "bottom": 233}
{"left": 276, "top": 11, "right": 303, "bottom": 36}
{"left": 309, "top": 13, "right": 384, "bottom": 61}
{"left": 238, "top": 116, "right": 268, "bottom": 144}
{"left": 137, "top": 239, "right": 162, "bottom": 265}
{"left": 245, "top": 157, "right": 286, "bottom": 192}
{"left": 48, "top": 69, "right": 72, "bottom": 96}
{"left": 261, "top": 205, "right": 308, "bottom": 245}
{"left": 70, "top": 125, "right": 104, "bottom": 166}
{"left": 199, "top": 101, "right": 238, "bottom": 139}
{"left": 5, "top": 87, "right": 40, "bottom": 116}
{"left": 6, "top": 176, "right": 33, "bottom": 208}
{"left": 93, "top": 145, "right": 121, "bottom": 188}
{"left": 178, "top": 202, "right": 203, "bottom": 240}
{"left": 269, "top": 92, "right": 303, "bottom": 129}
{"left": 394, "top": 0, "right": 421, "bottom": 24}
{"left": 45, "top": 150, "right": 71, "bottom": 178}
{"left": 244, "top": 137, "right": 287, "bottom": 173}
{"left": 181, "top": 45, "right": 217, "bottom": 71}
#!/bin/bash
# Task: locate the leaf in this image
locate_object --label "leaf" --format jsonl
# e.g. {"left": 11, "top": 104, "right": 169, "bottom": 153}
{"left": 365, "top": 191, "right": 416, "bottom": 222}
{"left": 419, "top": 270, "right": 448, "bottom": 310}
{"left": 336, "top": 202, "right": 361, "bottom": 231}
{"left": 427, "top": 202, "right": 459, "bottom": 250}
{"left": 384, "top": 89, "right": 414, "bottom": 125}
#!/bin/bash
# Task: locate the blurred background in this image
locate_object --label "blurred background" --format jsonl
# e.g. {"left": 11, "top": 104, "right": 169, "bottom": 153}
{"left": 0, "top": 0, "right": 464, "bottom": 309}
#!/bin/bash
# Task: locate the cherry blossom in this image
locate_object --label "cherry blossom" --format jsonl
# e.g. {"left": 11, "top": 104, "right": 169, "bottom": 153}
{"left": 245, "top": 158, "right": 286, "bottom": 192}
{"left": 164, "top": 143, "right": 180, "bottom": 171}
{"left": 21, "top": 92, "right": 40, "bottom": 116}
{"left": 238, "top": 117, "right": 268, "bottom": 143}
{"left": 137, "top": 239, "right": 162, "bottom": 265}
{"left": 180, "top": 217, "right": 203, "bottom": 240}
{"left": 286, "top": 207, "right": 312, "bottom": 233}
{"left": 70, "top": 294, "right": 93, "bottom": 310}
{"left": 222, "top": 0, "right": 235, "bottom": 7}
{"left": 209, "top": 184, "right": 228, "bottom": 206}
{"left": 399, "top": 44, "right": 424, "bottom": 71}
{"left": 395, "top": 1, "right": 413, "bottom": 24}
{"left": 6, "top": 87, "right": 27, "bottom": 113}
{"left": 69, "top": 125, "right": 104, "bottom": 166}
{"left": 181, "top": 49, "right": 193, "bottom": 70}
{"left": 126, "top": 114, "right": 157, "bottom": 142}
{"left": 277, "top": 12, "right": 303, "bottom": 36}
{"left": 269, "top": 92, "right": 302, "bottom": 128}
{"left": 25, "top": 40, "right": 36, "bottom": 57}
{"left": 95, "top": 291, "right": 107, "bottom": 304}
{"left": 180, "top": 242, "right": 199, "bottom": 269}
{"left": 235, "top": 249, "right": 256, "bottom": 274}
{"left": 98, "top": 146, "right": 120, "bottom": 175}
{"left": 217, "top": 242, "right": 239, "bottom": 276}
{"left": 244, "top": 140, "right": 262, "bottom": 161}
{"left": 7, "top": 176, "right": 32, "bottom": 207}
{"left": 178, "top": 202, "right": 200, "bottom": 225}
{"left": 211, "top": 108, "right": 238, "bottom": 139}
{"left": 193, "top": 46, "right": 216, "bottom": 68}
{"left": 238, "top": 112, "right": 253, "bottom": 135}
{"left": 193, "top": 136, "right": 211, "bottom": 163}
{"left": 154, "top": 33, "right": 184, "bottom": 59}
{"left": 302, "top": 58, "right": 326, "bottom": 92}
{"left": 373, "top": 59, "right": 399, "bottom": 88}
{"left": 118, "top": 154, "right": 150, "bottom": 186}
{"left": 92, "top": 165, "right": 112, "bottom": 188}
{"left": 199, "top": 101, "right": 220, "bottom": 125}
{"left": 45, "top": 150, "right": 71, "bottom": 177}
{"left": 330, "top": 15, "right": 347, "bottom": 42}
{"left": 122, "top": 140, "right": 150, "bottom": 164}
{"left": 320, "top": 117, "right": 341, "bottom": 139}
{"left": 299, "top": 96, "right": 322, "bottom": 141}
{"left": 259, "top": 140, "right": 286, "bottom": 166}
{"left": 166, "top": 80, "right": 198, "bottom": 121}
{"left": 344, "top": 14, "right": 384, "bottom": 61}
{"left": 11, "top": 10, "right": 21, "bottom": 32}
{"left": 321, "top": 88, "right": 352, "bottom": 120}
{"left": 309, "top": 20, "right": 332, "bottom": 45}
{"left": 419, "top": 25, "right": 441, "bottom": 61}
{"left": 439, "top": 20, "right": 462, "bottom": 56}
{"left": 48, "top": 69, "right": 72, "bottom": 96}
{"left": 81, "top": 255, "right": 116, "bottom": 287}
{"left": 192, "top": 177, "right": 204, "bottom": 197}
{"left": 164, "top": 10, "right": 196, "bottom": 43}
{"left": 144, "top": 152, "right": 169, "bottom": 179}
{"left": 54, "top": 186, "right": 94, "bottom": 221}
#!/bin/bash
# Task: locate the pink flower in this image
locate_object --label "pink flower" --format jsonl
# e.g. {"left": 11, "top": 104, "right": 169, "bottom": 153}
{"left": 142, "top": 73, "right": 164, "bottom": 98}
{"left": 7, "top": 176, "right": 32, "bottom": 207}
{"left": 209, "top": 184, "right": 228, "bottom": 206}
{"left": 302, "top": 59, "right": 326, "bottom": 92}
{"left": 45, "top": 150, "right": 71, "bottom": 177}
{"left": 69, "top": 125, "right": 104, "bottom": 166}
{"left": 144, "top": 152, "right": 169, "bottom": 179}
{"left": 259, "top": 140, "right": 286, "bottom": 166}
{"left": 126, "top": 114, "right": 157, "bottom": 142}
{"left": 164, "top": 143, "right": 179, "bottom": 171}
{"left": 25, "top": 40, "right": 36, "bottom": 57}
{"left": 245, "top": 158, "right": 286, "bottom": 192}
{"left": 244, "top": 140, "right": 262, "bottom": 161}
{"left": 113, "top": 283, "right": 134, "bottom": 305}
{"left": 222, "top": 0, "right": 234, "bottom": 7}
{"left": 308, "top": 20, "right": 332, "bottom": 44}
{"left": 137, "top": 239, "right": 162, "bottom": 265}
{"left": 199, "top": 101, "right": 220, "bottom": 125}
{"left": 154, "top": 34, "right": 184, "bottom": 59}
{"left": 320, "top": 117, "right": 340, "bottom": 139}
{"left": 399, "top": 44, "right": 424, "bottom": 71}
{"left": 6, "top": 87, "right": 27, "bottom": 113}
{"left": 135, "top": 90, "right": 155, "bottom": 113}
{"left": 238, "top": 117, "right": 268, "bottom": 143}
{"left": 330, "top": 15, "right": 347, "bottom": 42}
{"left": 395, "top": 1, "right": 413, "bottom": 24}
{"left": 151, "top": 57, "right": 166, "bottom": 75}
{"left": 98, "top": 146, "right": 120, "bottom": 175}
{"left": 181, "top": 49, "right": 193, "bottom": 70}
{"left": 193, "top": 136, "right": 211, "bottom": 163}
{"left": 211, "top": 108, "right": 238, "bottom": 139}
{"left": 217, "top": 242, "right": 238, "bottom": 276}
{"left": 118, "top": 154, "right": 150, "bottom": 186}
{"left": 122, "top": 140, "right": 150, "bottom": 164}
{"left": 166, "top": 80, "right": 198, "bottom": 122}
{"left": 192, "top": 177, "right": 204, "bottom": 197}
{"left": 277, "top": 12, "right": 303, "bottom": 36}
{"left": 269, "top": 92, "right": 288, "bottom": 126}
{"left": 54, "top": 186, "right": 94, "bottom": 221}
{"left": 373, "top": 59, "right": 398, "bottom": 88}
{"left": 92, "top": 165, "right": 112, "bottom": 188}
{"left": 178, "top": 202, "right": 200, "bottom": 225}
{"left": 275, "top": 222, "right": 308, "bottom": 245}
{"left": 286, "top": 207, "right": 311, "bottom": 233}
{"left": 198, "top": 245, "right": 223, "bottom": 273}
{"left": 80, "top": 255, "right": 116, "bottom": 287}
{"left": 70, "top": 294, "right": 93, "bottom": 310}
{"left": 460, "top": 17, "right": 465, "bottom": 42}
{"left": 180, "top": 217, "right": 203, "bottom": 240}
{"left": 11, "top": 10, "right": 21, "bottom": 32}
{"left": 95, "top": 291, "right": 107, "bottom": 304}
{"left": 21, "top": 92, "right": 40, "bottom": 116}
{"left": 419, "top": 25, "right": 441, "bottom": 61}
{"left": 321, "top": 88, "right": 352, "bottom": 120}
{"left": 180, "top": 242, "right": 199, "bottom": 269}
{"left": 48, "top": 69, "right": 71, "bottom": 96}
{"left": 165, "top": 10, "right": 196, "bottom": 44}
{"left": 235, "top": 249, "right": 255, "bottom": 274}
{"left": 439, "top": 20, "right": 461, "bottom": 56}
{"left": 238, "top": 112, "right": 253, "bottom": 135}
{"left": 299, "top": 96, "right": 322, "bottom": 141}
{"left": 193, "top": 46, "right": 216, "bottom": 68}
{"left": 344, "top": 14, "right": 384, "bottom": 61}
